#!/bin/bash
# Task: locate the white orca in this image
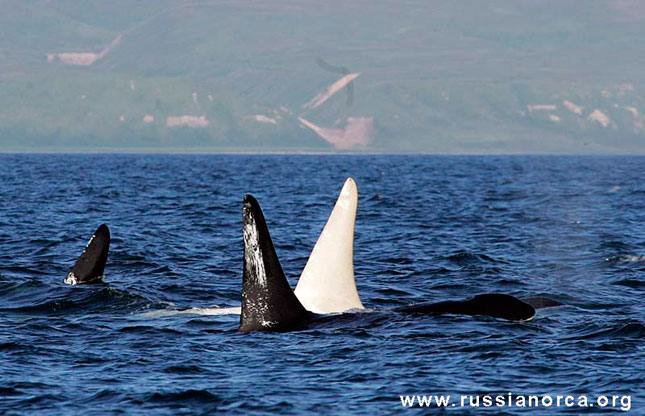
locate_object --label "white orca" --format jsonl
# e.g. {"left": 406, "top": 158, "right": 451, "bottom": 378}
{"left": 294, "top": 177, "right": 364, "bottom": 314}
{"left": 64, "top": 224, "right": 110, "bottom": 285}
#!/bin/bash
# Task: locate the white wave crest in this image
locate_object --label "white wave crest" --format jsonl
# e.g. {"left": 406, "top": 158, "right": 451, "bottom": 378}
{"left": 136, "top": 306, "right": 241, "bottom": 318}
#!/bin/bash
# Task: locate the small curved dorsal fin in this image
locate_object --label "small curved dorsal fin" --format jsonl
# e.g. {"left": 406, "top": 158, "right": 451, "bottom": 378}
{"left": 294, "top": 178, "right": 364, "bottom": 313}
{"left": 64, "top": 224, "right": 110, "bottom": 285}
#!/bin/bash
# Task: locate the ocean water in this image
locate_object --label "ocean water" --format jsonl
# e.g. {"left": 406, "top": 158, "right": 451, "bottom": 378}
{"left": 0, "top": 154, "right": 643, "bottom": 415}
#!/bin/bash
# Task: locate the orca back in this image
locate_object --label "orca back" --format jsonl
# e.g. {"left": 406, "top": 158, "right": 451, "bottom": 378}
{"left": 398, "top": 293, "right": 535, "bottom": 321}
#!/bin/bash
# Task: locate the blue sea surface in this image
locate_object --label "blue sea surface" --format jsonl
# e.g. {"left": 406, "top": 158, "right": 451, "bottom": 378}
{"left": 0, "top": 154, "right": 643, "bottom": 415}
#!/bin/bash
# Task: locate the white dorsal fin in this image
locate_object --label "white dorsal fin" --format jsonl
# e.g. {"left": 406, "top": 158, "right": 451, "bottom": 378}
{"left": 294, "top": 178, "right": 364, "bottom": 313}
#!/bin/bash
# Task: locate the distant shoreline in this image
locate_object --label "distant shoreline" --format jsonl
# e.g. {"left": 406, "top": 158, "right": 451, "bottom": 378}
{"left": 1, "top": 148, "right": 644, "bottom": 156}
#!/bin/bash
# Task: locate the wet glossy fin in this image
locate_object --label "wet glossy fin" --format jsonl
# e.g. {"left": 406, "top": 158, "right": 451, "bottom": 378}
{"left": 64, "top": 224, "right": 110, "bottom": 285}
{"left": 239, "top": 195, "right": 310, "bottom": 332}
{"left": 294, "top": 178, "right": 364, "bottom": 313}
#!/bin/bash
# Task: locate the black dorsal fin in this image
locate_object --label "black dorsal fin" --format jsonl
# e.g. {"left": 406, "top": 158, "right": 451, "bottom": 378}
{"left": 64, "top": 224, "right": 110, "bottom": 285}
{"left": 238, "top": 195, "right": 310, "bottom": 332}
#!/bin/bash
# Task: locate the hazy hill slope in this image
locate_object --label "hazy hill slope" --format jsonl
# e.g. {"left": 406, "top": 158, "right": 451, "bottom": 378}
{"left": 1, "top": 0, "right": 645, "bottom": 152}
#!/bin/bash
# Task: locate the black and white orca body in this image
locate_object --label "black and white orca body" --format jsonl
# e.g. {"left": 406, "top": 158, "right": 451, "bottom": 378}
{"left": 64, "top": 224, "right": 110, "bottom": 285}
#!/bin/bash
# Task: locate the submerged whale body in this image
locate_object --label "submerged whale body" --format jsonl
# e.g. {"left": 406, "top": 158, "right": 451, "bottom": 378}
{"left": 64, "top": 224, "right": 110, "bottom": 285}
{"left": 397, "top": 293, "right": 535, "bottom": 321}
{"left": 238, "top": 195, "right": 538, "bottom": 332}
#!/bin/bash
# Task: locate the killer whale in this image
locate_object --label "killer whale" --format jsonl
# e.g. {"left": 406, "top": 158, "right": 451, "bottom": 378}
{"left": 64, "top": 224, "right": 110, "bottom": 285}
{"left": 154, "top": 179, "right": 553, "bottom": 322}
{"left": 239, "top": 194, "right": 536, "bottom": 332}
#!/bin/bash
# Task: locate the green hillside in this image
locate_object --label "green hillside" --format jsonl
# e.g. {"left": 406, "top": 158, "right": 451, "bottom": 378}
{"left": 2, "top": 0, "right": 645, "bottom": 153}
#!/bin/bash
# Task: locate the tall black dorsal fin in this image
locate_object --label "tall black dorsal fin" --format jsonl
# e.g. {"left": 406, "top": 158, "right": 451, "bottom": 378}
{"left": 239, "top": 195, "right": 310, "bottom": 332}
{"left": 64, "top": 224, "right": 110, "bottom": 285}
